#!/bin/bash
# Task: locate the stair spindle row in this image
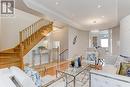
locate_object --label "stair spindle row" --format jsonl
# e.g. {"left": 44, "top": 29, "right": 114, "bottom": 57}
{"left": 19, "top": 19, "right": 53, "bottom": 56}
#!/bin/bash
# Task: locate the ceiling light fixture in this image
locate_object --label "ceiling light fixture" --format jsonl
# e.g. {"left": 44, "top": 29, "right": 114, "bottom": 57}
{"left": 56, "top": 2, "right": 59, "bottom": 5}
{"left": 93, "top": 21, "right": 97, "bottom": 24}
{"left": 101, "top": 16, "right": 105, "bottom": 18}
{"left": 97, "top": 5, "right": 102, "bottom": 8}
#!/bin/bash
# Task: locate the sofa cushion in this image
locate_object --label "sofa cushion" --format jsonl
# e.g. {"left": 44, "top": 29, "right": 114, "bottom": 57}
{"left": 24, "top": 66, "right": 42, "bottom": 87}
{"left": 119, "top": 62, "right": 130, "bottom": 76}
{"left": 10, "top": 76, "right": 22, "bottom": 87}
{"left": 114, "top": 56, "right": 127, "bottom": 67}
{"left": 10, "top": 66, "right": 36, "bottom": 87}
{"left": 104, "top": 55, "right": 117, "bottom": 65}
{"left": 0, "top": 74, "right": 16, "bottom": 87}
{"left": 87, "top": 52, "right": 96, "bottom": 61}
{"left": 0, "top": 68, "right": 12, "bottom": 77}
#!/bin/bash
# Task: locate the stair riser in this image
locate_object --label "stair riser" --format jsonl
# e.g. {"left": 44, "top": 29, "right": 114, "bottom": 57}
{"left": 0, "top": 63, "right": 21, "bottom": 68}
{"left": 0, "top": 53, "right": 19, "bottom": 56}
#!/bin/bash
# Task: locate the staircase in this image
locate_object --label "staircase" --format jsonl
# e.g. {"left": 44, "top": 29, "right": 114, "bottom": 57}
{"left": 0, "top": 18, "right": 53, "bottom": 69}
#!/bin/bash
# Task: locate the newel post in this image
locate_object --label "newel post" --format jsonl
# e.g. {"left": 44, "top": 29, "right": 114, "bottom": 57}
{"left": 19, "top": 31, "right": 24, "bottom": 69}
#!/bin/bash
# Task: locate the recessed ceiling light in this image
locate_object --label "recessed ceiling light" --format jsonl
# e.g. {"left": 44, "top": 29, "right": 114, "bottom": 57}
{"left": 101, "top": 16, "right": 105, "bottom": 18}
{"left": 97, "top": 5, "right": 102, "bottom": 8}
{"left": 85, "top": 18, "right": 102, "bottom": 25}
{"left": 71, "top": 14, "right": 75, "bottom": 17}
{"left": 56, "top": 2, "right": 59, "bottom": 5}
{"left": 93, "top": 21, "right": 97, "bottom": 24}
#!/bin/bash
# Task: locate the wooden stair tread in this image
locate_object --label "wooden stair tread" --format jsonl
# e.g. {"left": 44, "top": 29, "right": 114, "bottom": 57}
{"left": 0, "top": 56, "right": 18, "bottom": 58}
{"left": 0, "top": 52, "right": 19, "bottom": 53}
{"left": 14, "top": 48, "right": 20, "bottom": 50}
{"left": 0, "top": 60, "right": 21, "bottom": 64}
{"left": 0, "top": 52, "right": 20, "bottom": 56}
{"left": 0, "top": 58, "right": 20, "bottom": 61}
{"left": 0, "top": 56, "right": 19, "bottom": 58}
{"left": 0, "top": 63, "right": 21, "bottom": 68}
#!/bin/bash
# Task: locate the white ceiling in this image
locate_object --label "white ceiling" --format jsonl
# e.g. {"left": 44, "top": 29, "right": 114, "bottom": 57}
{"left": 15, "top": 0, "right": 43, "bottom": 17}
{"left": 23, "top": 0, "right": 130, "bottom": 31}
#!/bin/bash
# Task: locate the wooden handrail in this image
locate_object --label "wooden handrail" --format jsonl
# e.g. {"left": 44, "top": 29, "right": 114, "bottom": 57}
{"left": 59, "top": 49, "right": 68, "bottom": 55}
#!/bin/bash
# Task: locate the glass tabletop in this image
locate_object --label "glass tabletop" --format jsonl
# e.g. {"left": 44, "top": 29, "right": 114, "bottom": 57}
{"left": 56, "top": 64, "right": 90, "bottom": 77}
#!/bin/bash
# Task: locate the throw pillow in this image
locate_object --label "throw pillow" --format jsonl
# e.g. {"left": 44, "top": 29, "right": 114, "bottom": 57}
{"left": 24, "top": 66, "right": 42, "bottom": 87}
{"left": 10, "top": 66, "right": 36, "bottom": 87}
{"left": 118, "top": 62, "right": 130, "bottom": 77}
{"left": 87, "top": 52, "right": 96, "bottom": 61}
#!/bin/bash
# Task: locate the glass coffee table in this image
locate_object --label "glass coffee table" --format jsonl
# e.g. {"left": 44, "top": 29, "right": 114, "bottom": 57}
{"left": 56, "top": 64, "right": 91, "bottom": 87}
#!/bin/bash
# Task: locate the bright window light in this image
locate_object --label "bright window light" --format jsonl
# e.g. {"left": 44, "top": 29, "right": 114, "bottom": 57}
{"left": 101, "top": 39, "right": 108, "bottom": 47}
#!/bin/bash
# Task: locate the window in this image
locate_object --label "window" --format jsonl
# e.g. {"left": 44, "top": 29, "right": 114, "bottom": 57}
{"left": 89, "top": 29, "right": 112, "bottom": 53}
{"left": 99, "top": 30, "right": 109, "bottom": 48}
{"left": 101, "top": 39, "right": 108, "bottom": 47}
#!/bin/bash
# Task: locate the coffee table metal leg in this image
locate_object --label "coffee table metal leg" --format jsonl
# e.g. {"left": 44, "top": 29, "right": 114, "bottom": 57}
{"left": 74, "top": 76, "right": 76, "bottom": 87}
{"left": 56, "top": 70, "right": 58, "bottom": 78}
{"left": 66, "top": 75, "right": 68, "bottom": 87}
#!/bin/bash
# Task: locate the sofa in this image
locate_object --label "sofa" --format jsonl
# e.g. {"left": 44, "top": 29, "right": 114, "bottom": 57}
{"left": 90, "top": 55, "right": 130, "bottom": 87}
{"left": 0, "top": 66, "right": 41, "bottom": 87}
{"left": 90, "top": 66, "right": 130, "bottom": 87}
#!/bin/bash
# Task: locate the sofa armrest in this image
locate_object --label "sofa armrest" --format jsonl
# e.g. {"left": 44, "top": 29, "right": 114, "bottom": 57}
{"left": 90, "top": 70, "right": 130, "bottom": 87}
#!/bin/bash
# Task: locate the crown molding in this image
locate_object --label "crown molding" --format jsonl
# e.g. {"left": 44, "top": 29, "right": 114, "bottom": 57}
{"left": 23, "top": 0, "right": 88, "bottom": 30}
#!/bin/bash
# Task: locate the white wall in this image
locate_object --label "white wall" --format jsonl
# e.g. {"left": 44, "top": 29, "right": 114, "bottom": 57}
{"left": 112, "top": 26, "right": 120, "bottom": 55}
{"left": 52, "top": 27, "right": 68, "bottom": 51}
{"left": 120, "top": 14, "right": 130, "bottom": 57}
{"left": 0, "top": 9, "right": 40, "bottom": 51}
{"left": 68, "top": 26, "right": 89, "bottom": 58}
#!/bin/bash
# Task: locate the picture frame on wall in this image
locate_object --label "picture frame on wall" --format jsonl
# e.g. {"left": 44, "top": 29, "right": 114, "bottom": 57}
{"left": 73, "top": 36, "right": 77, "bottom": 45}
